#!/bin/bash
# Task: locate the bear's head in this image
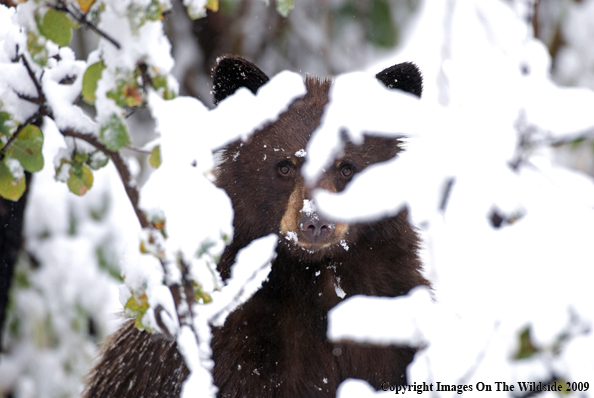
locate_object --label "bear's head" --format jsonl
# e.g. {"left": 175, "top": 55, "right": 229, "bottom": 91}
{"left": 213, "top": 56, "right": 423, "bottom": 279}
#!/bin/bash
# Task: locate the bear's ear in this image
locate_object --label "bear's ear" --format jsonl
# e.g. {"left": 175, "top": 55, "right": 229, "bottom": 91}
{"left": 212, "top": 55, "right": 270, "bottom": 105}
{"left": 376, "top": 62, "right": 423, "bottom": 98}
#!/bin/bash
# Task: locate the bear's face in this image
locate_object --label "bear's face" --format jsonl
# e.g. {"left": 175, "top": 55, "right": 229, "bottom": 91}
{"left": 214, "top": 56, "right": 422, "bottom": 265}
{"left": 276, "top": 135, "right": 402, "bottom": 255}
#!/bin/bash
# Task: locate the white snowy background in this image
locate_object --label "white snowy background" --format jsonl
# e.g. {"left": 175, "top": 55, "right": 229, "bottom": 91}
{"left": 1, "top": 0, "right": 594, "bottom": 397}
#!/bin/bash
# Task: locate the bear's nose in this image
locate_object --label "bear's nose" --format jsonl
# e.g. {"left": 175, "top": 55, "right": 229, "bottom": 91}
{"left": 299, "top": 213, "right": 334, "bottom": 243}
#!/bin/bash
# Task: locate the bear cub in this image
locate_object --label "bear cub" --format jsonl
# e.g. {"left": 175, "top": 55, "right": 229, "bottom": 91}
{"left": 83, "top": 56, "right": 429, "bottom": 398}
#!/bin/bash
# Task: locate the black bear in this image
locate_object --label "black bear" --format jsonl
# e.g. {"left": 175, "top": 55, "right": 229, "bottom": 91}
{"left": 83, "top": 55, "right": 428, "bottom": 398}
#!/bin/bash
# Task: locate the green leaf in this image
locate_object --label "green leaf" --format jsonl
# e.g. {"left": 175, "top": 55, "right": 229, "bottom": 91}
{"left": 37, "top": 8, "right": 73, "bottom": 47}
{"left": 99, "top": 114, "right": 131, "bottom": 151}
{"left": 87, "top": 150, "right": 109, "bottom": 170}
{"left": 0, "top": 112, "right": 16, "bottom": 136}
{"left": 82, "top": 61, "right": 105, "bottom": 105}
{"left": 8, "top": 125, "right": 44, "bottom": 172}
{"left": 67, "top": 163, "right": 93, "bottom": 196}
{"left": 73, "top": 151, "right": 89, "bottom": 164}
{"left": 515, "top": 326, "right": 539, "bottom": 360}
{"left": 275, "top": 0, "right": 294, "bottom": 17}
{"left": 124, "top": 294, "right": 152, "bottom": 331}
{"left": 368, "top": 0, "right": 397, "bottom": 48}
{"left": 107, "top": 80, "right": 143, "bottom": 108}
{"left": 96, "top": 246, "right": 123, "bottom": 281}
{"left": 0, "top": 159, "right": 26, "bottom": 201}
{"left": 149, "top": 145, "right": 161, "bottom": 168}
{"left": 206, "top": 0, "right": 219, "bottom": 12}
{"left": 152, "top": 75, "right": 176, "bottom": 100}
{"left": 146, "top": 0, "right": 165, "bottom": 21}
{"left": 27, "top": 32, "right": 48, "bottom": 66}
{"left": 192, "top": 281, "right": 212, "bottom": 304}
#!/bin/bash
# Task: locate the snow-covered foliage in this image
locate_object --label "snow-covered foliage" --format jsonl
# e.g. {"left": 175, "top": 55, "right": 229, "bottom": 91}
{"left": 0, "top": 0, "right": 305, "bottom": 394}
{"left": 0, "top": 118, "right": 137, "bottom": 397}
{"left": 0, "top": 0, "right": 279, "bottom": 396}
{"left": 317, "top": 1, "right": 594, "bottom": 396}
{"left": 2, "top": 0, "right": 594, "bottom": 397}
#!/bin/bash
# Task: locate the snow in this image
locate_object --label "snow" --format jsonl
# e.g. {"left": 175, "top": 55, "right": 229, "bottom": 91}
{"left": 333, "top": 279, "right": 346, "bottom": 299}
{"left": 174, "top": 235, "right": 276, "bottom": 398}
{"left": 319, "top": 0, "right": 594, "bottom": 395}
{"left": 143, "top": 89, "right": 281, "bottom": 396}
{"left": 0, "top": 118, "right": 136, "bottom": 396}
{"left": 3, "top": 0, "right": 594, "bottom": 396}
{"left": 98, "top": 1, "right": 174, "bottom": 72}
{"left": 200, "top": 235, "right": 277, "bottom": 327}
{"left": 177, "top": 324, "right": 217, "bottom": 398}
{"left": 203, "top": 71, "right": 307, "bottom": 150}
{"left": 42, "top": 55, "right": 96, "bottom": 134}
{"left": 303, "top": 72, "right": 423, "bottom": 183}
{"left": 0, "top": 8, "right": 39, "bottom": 124}
{"left": 301, "top": 198, "right": 316, "bottom": 217}
{"left": 6, "top": 157, "right": 24, "bottom": 180}
{"left": 144, "top": 91, "right": 232, "bottom": 261}
{"left": 328, "top": 287, "right": 433, "bottom": 347}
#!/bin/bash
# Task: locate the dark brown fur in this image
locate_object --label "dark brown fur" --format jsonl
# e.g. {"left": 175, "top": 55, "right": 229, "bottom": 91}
{"left": 83, "top": 57, "right": 428, "bottom": 398}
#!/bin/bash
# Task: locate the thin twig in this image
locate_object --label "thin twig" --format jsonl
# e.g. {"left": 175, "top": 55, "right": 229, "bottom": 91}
{"left": 12, "top": 30, "right": 199, "bottom": 343}
{"left": 138, "top": 62, "right": 154, "bottom": 90}
{"left": 60, "top": 128, "right": 150, "bottom": 229}
{"left": 63, "top": 128, "right": 201, "bottom": 342}
{"left": 126, "top": 145, "right": 152, "bottom": 155}
{"left": 20, "top": 53, "right": 44, "bottom": 102}
{"left": 54, "top": 0, "right": 121, "bottom": 50}
{"left": 439, "top": 177, "right": 455, "bottom": 213}
{"left": 209, "top": 260, "right": 272, "bottom": 324}
{"left": 1, "top": 49, "right": 52, "bottom": 159}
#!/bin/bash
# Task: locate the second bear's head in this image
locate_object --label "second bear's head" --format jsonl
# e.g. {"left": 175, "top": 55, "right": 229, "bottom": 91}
{"left": 213, "top": 55, "right": 422, "bottom": 261}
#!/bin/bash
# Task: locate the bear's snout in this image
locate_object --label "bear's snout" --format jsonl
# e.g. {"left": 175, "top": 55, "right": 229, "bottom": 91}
{"left": 299, "top": 212, "right": 334, "bottom": 243}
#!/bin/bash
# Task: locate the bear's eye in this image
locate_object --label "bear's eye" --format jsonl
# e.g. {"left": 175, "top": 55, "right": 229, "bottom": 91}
{"left": 340, "top": 163, "right": 354, "bottom": 178}
{"left": 277, "top": 161, "right": 292, "bottom": 177}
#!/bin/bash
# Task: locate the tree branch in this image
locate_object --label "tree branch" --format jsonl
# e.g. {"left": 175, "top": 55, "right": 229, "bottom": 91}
{"left": 8, "top": 26, "right": 199, "bottom": 346}
{"left": 11, "top": 29, "right": 199, "bottom": 343}
{"left": 60, "top": 128, "right": 150, "bottom": 229}
{"left": 54, "top": 0, "right": 122, "bottom": 50}
{"left": 62, "top": 129, "right": 200, "bottom": 343}
{"left": 1, "top": 51, "right": 51, "bottom": 160}
{"left": 19, "top": 52, "right": 45, "bottom": 103}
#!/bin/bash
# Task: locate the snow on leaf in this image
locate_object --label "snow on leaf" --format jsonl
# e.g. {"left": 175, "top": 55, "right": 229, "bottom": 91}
{"left": 184, "top": 0, "right": 210, "bottom": 20}
{"left": 275, "top": 0, "right": 294, "bottom": 17}
{"left": 0, "top": 112, "right": 16, "bottom": 136}
{"left": 107, "top": 77, "right": 143, "bottom": 108}
{"left": 8, "top": 124, "right": 44, "bottom": 173}
{"left": 152, "top": 74, "right": 176, "bottom": 100}
{"left": 124, "top": 293, "right": 153, "bottom": 332}
{"left": 0, "top": 158, "right": 26, "bottom": 201}
{"left": 26, "top": 31, "right": 48, "bottom": 66}
{"left": 99, "top": 113, "right": 131, "bottom": 152}
{"left": 87, "top": 150, "right": 109, "bottom": 170}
